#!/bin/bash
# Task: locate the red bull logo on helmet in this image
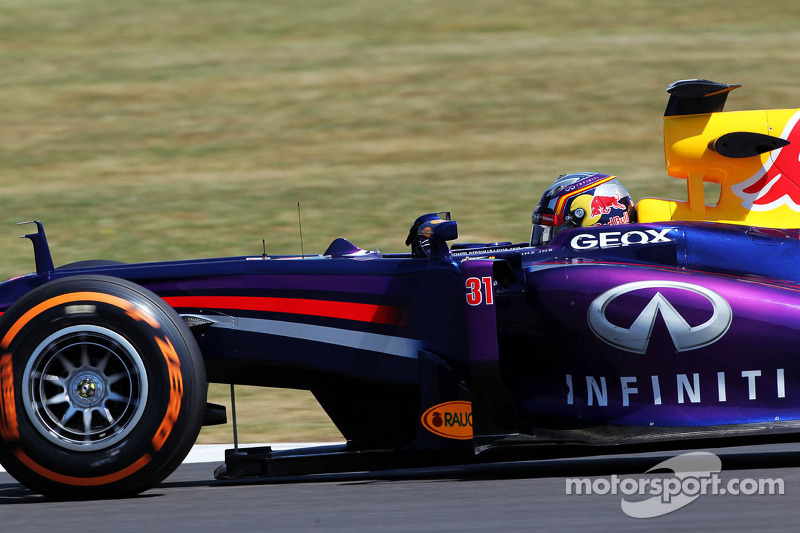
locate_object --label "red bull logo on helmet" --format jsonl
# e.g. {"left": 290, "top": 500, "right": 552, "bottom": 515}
{"left": 590, "top": 195, "right": 626, "bottom": 217}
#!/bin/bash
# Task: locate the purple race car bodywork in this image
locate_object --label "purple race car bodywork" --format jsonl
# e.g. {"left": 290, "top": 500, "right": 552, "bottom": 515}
{"left": 1, "top": 79, "right": 800, "bottom": 499}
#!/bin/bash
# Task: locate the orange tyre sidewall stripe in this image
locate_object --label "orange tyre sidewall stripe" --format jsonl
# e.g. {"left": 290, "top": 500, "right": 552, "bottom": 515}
{"left": 15, "top": 449, "right": 152, "bottom": 486}
{"left": 1, "top": 292, "right": 159, "bottom": 350}
{"left": 0, "top": 353, "right": 19, "bottom": 440}
{"left": 151, "top": 336, "right": 183, "bottom": 453}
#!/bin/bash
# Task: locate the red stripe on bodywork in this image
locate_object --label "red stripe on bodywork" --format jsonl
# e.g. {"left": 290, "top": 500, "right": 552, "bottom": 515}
{"left": 163, "top": 296, "right": 404, "bottom": 325}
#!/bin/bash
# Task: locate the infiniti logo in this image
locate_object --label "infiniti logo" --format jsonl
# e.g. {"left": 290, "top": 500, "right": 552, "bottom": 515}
{"left": 588, "top": 281, "right": 732, "bottom": 354}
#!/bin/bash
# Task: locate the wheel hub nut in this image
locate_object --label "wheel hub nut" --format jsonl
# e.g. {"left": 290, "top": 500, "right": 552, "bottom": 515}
{"left": 77, "top": 378, "right": 97, "bottom": 399}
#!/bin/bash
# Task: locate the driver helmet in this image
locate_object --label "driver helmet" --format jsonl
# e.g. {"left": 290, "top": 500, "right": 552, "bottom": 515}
{"left": 531, "top": 172, "right": 636, "bottom": 246}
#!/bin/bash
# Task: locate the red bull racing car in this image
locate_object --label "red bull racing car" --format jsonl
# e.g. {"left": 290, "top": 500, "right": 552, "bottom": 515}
{"left": 2, "top": 79, "right": 800, "bottom": 500}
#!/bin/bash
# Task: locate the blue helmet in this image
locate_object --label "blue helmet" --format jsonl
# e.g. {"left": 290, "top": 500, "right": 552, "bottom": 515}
{"left": 531, "top": 172, "right": 636, "bottom": 246}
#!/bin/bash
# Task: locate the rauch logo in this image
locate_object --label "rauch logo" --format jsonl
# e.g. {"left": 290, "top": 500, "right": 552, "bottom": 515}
{"left": 421, "top": 401, "right": 473, "bottom": 440}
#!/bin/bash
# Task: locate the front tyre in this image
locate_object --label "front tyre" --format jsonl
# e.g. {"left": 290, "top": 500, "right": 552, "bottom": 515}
{"left": 0, "top": 276, "right": 206, "bottom": 499}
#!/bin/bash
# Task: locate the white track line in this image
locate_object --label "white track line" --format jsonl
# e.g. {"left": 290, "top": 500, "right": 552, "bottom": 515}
{"left": 183, "top": 442, "right": 342, "bottom": 464}
{"left": 0, "top": 442, "right": 344, "bottom": 474}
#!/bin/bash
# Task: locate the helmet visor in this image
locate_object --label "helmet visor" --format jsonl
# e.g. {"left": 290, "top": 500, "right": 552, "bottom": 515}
{"left": 531, "top": 223, "right": 557, "bottom": 246}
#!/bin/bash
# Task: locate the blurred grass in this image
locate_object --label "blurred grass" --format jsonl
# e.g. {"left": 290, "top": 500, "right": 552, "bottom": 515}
{"left": 199, "top": 384, "right": 339, "bottom": 445}
{"left": 3, "top": 0, "right": 800, "bottom": 442}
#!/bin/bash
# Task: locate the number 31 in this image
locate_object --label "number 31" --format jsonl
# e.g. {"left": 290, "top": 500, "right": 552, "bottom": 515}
{"left": 466, "top": 276, "right": 494, "bottom": 306}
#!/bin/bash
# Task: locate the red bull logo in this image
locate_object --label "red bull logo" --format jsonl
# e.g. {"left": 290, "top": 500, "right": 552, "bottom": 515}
{"left": 734, "top": 111, "right": 800, "bottom": 211}
{"left": 590, "top": 195, "right": 625, "bottom": 217}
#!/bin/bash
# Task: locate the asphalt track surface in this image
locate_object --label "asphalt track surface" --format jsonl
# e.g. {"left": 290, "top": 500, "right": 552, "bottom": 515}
{"left": 2, "top": 443, "right": 800, "bottom": 531}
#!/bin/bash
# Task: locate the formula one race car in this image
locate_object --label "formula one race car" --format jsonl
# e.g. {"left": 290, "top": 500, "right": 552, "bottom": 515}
{"left": 2, "top": 79, "right": 800, "bottom": 500}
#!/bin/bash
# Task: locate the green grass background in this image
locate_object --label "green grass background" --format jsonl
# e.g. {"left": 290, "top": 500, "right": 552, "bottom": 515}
{"left": 3, "top": 0, "right": 800, "bottom": 442}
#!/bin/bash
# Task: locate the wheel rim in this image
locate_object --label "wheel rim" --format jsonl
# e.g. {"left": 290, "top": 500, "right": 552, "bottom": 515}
{"left": 22, "top": 325, "right": 149, "bottom": 452}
